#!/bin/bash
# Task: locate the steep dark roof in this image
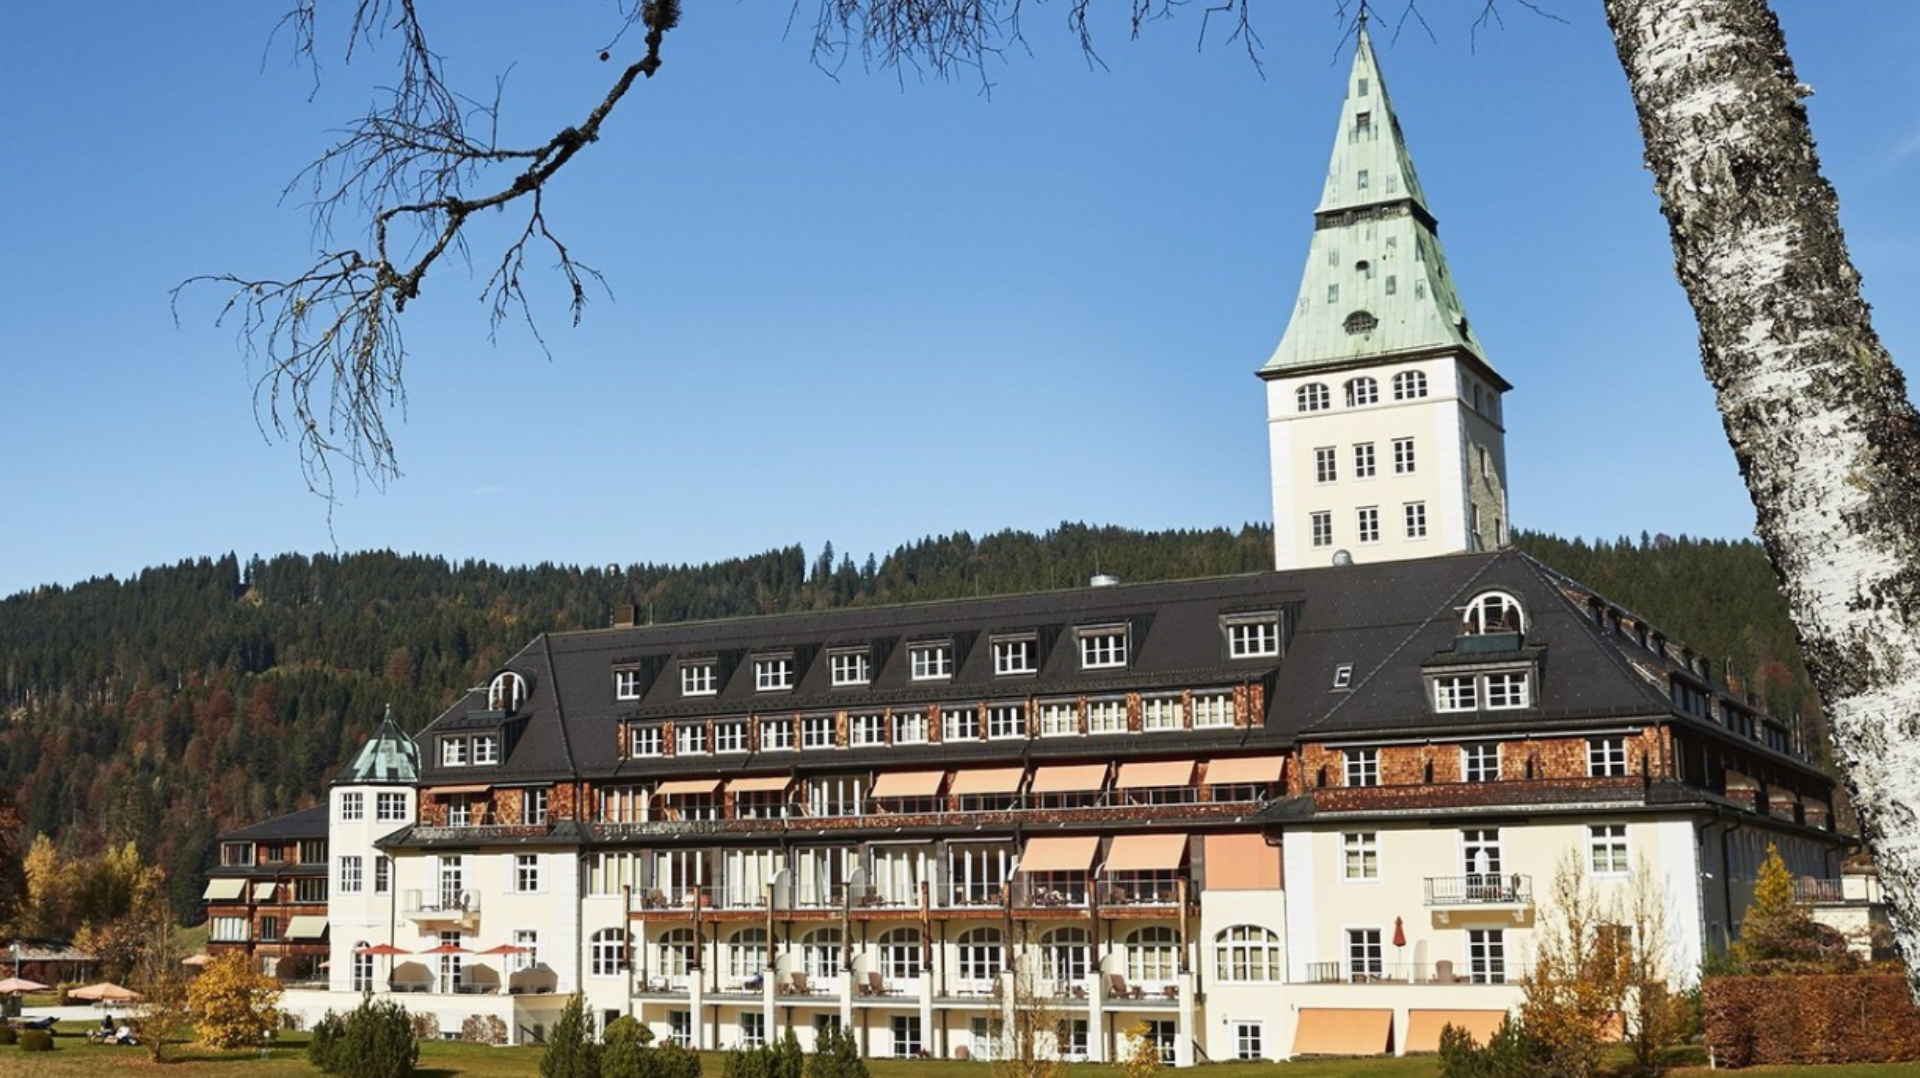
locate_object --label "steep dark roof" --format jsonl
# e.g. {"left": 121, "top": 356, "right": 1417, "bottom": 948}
{"left": 218, "top": 804, "right": 329, "bottom": 843}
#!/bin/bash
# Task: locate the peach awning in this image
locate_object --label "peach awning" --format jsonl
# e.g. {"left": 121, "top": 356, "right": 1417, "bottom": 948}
{"left": 655, "top": 778, "right": 722, "bottom": 797}
{"left": 1116, "top": 760, "right": 1196, "bottom": 789}
{"left": 1203, "top": 833, "right": 1280, "bottom": 890}
{"left": 1103, "top": 833, "right": 1188, "bottom": 872}
{"left": 1292, "top": 1009, "right": 1394, "bottom": 1057}
{"left": 1031, "top": 764, "right": 1108, "bottom": 794}
{"left": 726, "top": 775, "right": 793, "bottom": 794}
{"left": 1404, "top": 1011, "right": 1509, "bottom": 1053}
{"left": 285, "top": 916, "right": 330, "bottom": 941}
{"left": 1200, "top": 755, "right": 1285, "bottom": 785}
{"left": 869, "top": 770, "right": 945, "bottom": 799}
{"left": 949, "top": 768, "right": 1025, "bottom": 796}
{"left": 1017, "top": 835, "right": 1100, "bottom": 873}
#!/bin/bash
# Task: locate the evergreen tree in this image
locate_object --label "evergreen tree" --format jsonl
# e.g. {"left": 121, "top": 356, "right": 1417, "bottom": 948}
{"left": 542, "top": 993, "right": 602, "bottom": 1078}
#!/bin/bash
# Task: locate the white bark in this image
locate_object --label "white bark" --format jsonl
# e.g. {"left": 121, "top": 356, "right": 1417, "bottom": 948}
{"left": 1604, "top": 0, "right": 1920, "bottom": 998}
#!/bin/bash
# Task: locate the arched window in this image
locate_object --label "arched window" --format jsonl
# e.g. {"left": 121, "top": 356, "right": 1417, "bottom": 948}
{"left": 801, "top": 927, "right": 843, "bottom": 978}
{"left": 1213, "top": 925, "right": 1282, "bottom": 982}
{"left": 877, "top": 928, "right": 923, "bottom": 980}
{"left": 729, "top": 928, "right": 767, "bottom": 981}
{"left": 489, "top": 670, "right": 527, "bottom": 712}
{"left": 956, "top": 927, "right": 1002, "bottom": 981}
{"left": 1392, "top": 370, "right": 1428, "bottom": 400}
{"left": 1296, "top": 383, "right": 1330, "bottom": 413}
{"left": 1462, "top": 591, "right": 1526, "bottom": 635}
{"left": 1345, "top": 377, "right": 1379, "bottom": 407}
{"left": 1343, "top": 310, "right": 1378, "bottom": 335}
{"left": 656, "top": 927, "right": 696, "bottom": 977}
{"left": 1040, "top": 927, "right": 1090, "bottom": 985}
{"left": 1125, "top": 925, "right": 1180, "bottom": 983}
{"left": 589, "top": 927, "right": 628, "bottom": 977}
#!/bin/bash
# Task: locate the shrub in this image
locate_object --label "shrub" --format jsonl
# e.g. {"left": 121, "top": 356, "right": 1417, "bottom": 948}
{"left": 1437, "top": 1016, "right": 1546, "bottom": 1078}
{"left": 603, "top": 1016, "right": 650, "bottom": 1078}
{"left": 655, "top": 1038, "right": 703, "bottom": 1078}
{"left": 19, "top": 1029, "right": 54, "bottom": 1052}
{"left": 188, "top": 951, "right": 284, "bottom": 1049}
{"left": 541, "top": 993, "right": 601, "bottom": 1078}
{"left": 0, "top": 1024, "right": 16, "bottom": 1046}
{"left": 463, "top": 1013, "right": 509, "bottom": 1045}
{"left": 335, "top": 998, "right": 420, "bottom": 1078}
{"left": 806, "top": 1025, "right": 867, "bottom": 1078}
{"left": 1703, "top": 973, "right": 1920, "bottom": 1066}
{"left": 409, "top": 1011, "right": 441, "bottom": 1041}
{"left": 310, "top": 1010, "right": 347, "bottom": 1072}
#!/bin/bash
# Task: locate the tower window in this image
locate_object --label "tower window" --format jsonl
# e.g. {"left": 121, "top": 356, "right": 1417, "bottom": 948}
{"left": 1296, "top": 383, "right": 1330, "bottom": 412}
{"left": 1392, "top": 370, "right": 1428, "bottom": 400}
{"left": 1345, "top": 377, "right": 1379, "bottom": 407}
{"left": 1353, "top": 443, "right": 1376, "bottom": 479}
{"left": 1355, "top": 111, "right": 1372, "bottom": 133}
{"left": 1356, "top": 169, "right": 1370, "bottom": 191}
{"left": 1356, "top": 507, "right": 1380, "bottom": 544}
{"left": 1327, "top": 284, "right": 1340, "bottom": 304}
{"left": 1355, "top": 260, "right": 1372, "bottom": 277}
{"left": 1357, "top": 77, "right": 1370, "bottom": 97}
{"left": 1462, "top": 591, "right": 1526, "bottom": 634}
{"left": 1384, "top": 275, "right": 1397, "bottom": 295}
{"left": 1343, "top": 310, "right": 1378, "bottom": 335}
{"left": 1310, "top": 512, "right": 1333, "bottom": 548}
{"left": 1393, "top": 438, "right": 1416, "bottom": 474}
{"left": 1404, "top": 502, "right": 1428, "bottom": 539}
{"left": 1314, "top": 447, "right": 1337, "bottom": 484}
{"left": 488, "top": 671, "right": 527, "bottom": 712}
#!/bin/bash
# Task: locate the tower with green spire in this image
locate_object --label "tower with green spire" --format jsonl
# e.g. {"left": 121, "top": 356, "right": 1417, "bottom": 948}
{"left": 1259, "top": 25, "right": 1511, "bottom": 570}
{"left": 326, "top": 706, "right": 419, "bottom": 993}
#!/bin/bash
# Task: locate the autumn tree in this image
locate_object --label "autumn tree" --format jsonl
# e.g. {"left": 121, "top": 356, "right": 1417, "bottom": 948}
{"left": 188, "top": 951, "right": 284, "bottom": 1049}
{"left": 1733, "top": 842, "right": 1855, "bottom": 973}
{"left": 1520, "top": 855, "right": 1630, "bottom": 1078}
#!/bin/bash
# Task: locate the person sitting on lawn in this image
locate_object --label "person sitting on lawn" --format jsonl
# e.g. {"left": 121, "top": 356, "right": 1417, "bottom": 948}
{"left": 107, "top": 1024, "right": 138, "bottom": 1046}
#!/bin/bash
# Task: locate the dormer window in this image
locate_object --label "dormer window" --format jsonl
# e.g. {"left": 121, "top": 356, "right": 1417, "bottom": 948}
{"left": 1077, "top": 625, "right": 1129, "bottom": 670}
{"left": 754, "top": 654, "right": 794, "bottom": 692}
{"left": 1332, "top": 663, "right": 1354, "bottom": 690}
{"left": 993, "top": 634, "right": 1039, "bottom": 676}
{"left": 614, "top": 667, "right": 643, "bottom": 701}
{"left": 1461, "top": 591, "right": 1525, "bottom": 635}
{"left": 829, "top": 648, "right": 871, "bottom": 688}
{"left": 909, "top": 641, "right": 952, "bottom": 681}
{"left": 1433, "top": 671, "right": 1532, "bottom": 712}
{"left": 680, "top": 660, "right": 717, "bottom": 697}
{"left": 488, "top": 671, "right": 527, "bottom": 712}
{"left": 1223, "top": 613, "right": 1281, "bottom": 659}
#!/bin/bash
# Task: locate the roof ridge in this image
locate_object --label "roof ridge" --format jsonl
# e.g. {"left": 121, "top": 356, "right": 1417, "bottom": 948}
{"left": 541, "top": 633, "right": 579, "bottom": 774}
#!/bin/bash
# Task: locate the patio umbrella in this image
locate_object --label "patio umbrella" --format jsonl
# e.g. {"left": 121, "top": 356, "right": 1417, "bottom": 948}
{"left": 415, "top": 943, "right": 471, "bottom": 956}
{"left": 0, "top": 977, "right": 49, "bottom": 994}
{"left": 474, "top": 944, "right": 531, "bottom": 956}
{"left": 180, "top": 954, "right": 214, "bottom": 968}
{"left": 69, "top": 982, "right": 142, "bottom": 1003}
{"left": 354, "top": 944, "right": 412, "bottom": 956}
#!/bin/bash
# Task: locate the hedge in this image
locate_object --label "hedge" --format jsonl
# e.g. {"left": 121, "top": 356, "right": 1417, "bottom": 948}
{"left": 1703, "top": 974, "right": 1920, "bottom": 1067}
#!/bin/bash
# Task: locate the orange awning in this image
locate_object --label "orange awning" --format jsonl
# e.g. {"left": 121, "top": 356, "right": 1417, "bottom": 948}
{"left": 726, "top": 775, "right": 793, "bottom": 794}
{"left": 1203, "top": 833, "right": 1280, "bottom": 890}
{"left": 1404, "top": 1011, "right": 1508, "bottom": 1053}
{"left": 1104, "top": 833, "right": 1189, "bottom": 872}
{"left": 432, "top": 784, "right": 491, "bottom": 795}
{"left": 869, "top": 770, "right": 945, "bottom": 798}
{"left": 950, "top": 768, "right": 1025, "bottom": 796}
{"left": 1292, "top": 1009, "right": 1394, "bottom": 1057}
{"left": 1031, "top": 764, "right": 1108, "bottom": 794}
{"left": 655, "top": 778, "right": 721, "bottom": 797}
{"left": 1018, "top": 835, "right": 1100, "bottom": 873}
{"left": 1200, "top": 755, "right": 1285, "bottom": 785}
{"left": 1116, "top": 760, "right": 1196, "bottom": 789}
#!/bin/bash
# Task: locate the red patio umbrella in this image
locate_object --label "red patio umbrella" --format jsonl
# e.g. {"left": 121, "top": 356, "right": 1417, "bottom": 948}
{"left": 354, "top": 943, "right": 413, "bottom": 956}
{"left": 415, "top": 942, "right": 472, "bottom": 956}
{"left": 1392, "top": 917, "right": 1407, "bottom": 948}
{"left": 474, "top": 944, "right": 531, "bottom": 956}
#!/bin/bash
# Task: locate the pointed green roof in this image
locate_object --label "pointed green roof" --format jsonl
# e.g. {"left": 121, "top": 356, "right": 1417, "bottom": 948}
{"left": 1260, "top": 26, "right": 1496, "bottom": 377}
{"left": 335, "top": 705, "right": 419, "bottom": 786}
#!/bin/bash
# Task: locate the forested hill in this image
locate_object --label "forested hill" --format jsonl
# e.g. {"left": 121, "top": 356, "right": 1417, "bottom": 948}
{"left": 0, "top": 523, "right": 1814, "bottom": 919}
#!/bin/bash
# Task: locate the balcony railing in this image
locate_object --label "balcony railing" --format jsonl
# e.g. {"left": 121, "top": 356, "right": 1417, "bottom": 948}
{"left": 403, "top": 888, "right": 482, "bottom": 919}
{"left": 1013, "top": 876, "right": 1090, "bottom": 909}
{"left": 586, "top": 793, "right": 1269, "bottom": 839}
{"left": 1304, "top": 960, "right": 1529, "bottom": 985}
{"left": 409, "top": 822, "right": 555, "bottom": 843}
{"left": 1098, "top": 878, "right": 1185, "bottom": 908}
{"left": 1425, "top": 875, "right": 1532, "bottom": 907}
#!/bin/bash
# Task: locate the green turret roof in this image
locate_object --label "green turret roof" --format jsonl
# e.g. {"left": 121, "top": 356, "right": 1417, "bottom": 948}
{"left": 1260, "top": 26, "right": 1496, "bottom": 376}
{"left": 335, "top": 705, "right": 420, "bottom": 786}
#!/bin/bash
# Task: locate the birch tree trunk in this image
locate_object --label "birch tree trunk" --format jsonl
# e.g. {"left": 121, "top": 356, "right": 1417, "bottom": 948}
{"left": 1603, "top": 0, "right": 1920, "bottom": 997}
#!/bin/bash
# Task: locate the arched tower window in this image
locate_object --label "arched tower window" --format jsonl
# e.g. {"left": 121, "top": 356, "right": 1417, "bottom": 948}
{"left": 488, "top": 671, "right": 527, "bottom": 712}
{"left": 1343, "top": 310, "right": 1378, "bottom": 335}
{"left": 1392, "top": 370, "right": 1428, "bottom": 400}
{"left": 1345, "top": 377, "right": 1379, "bottom": 407}
{"left": 1462, "top": 591, "right": 1526, "bottom": 635}
{"left": 1296, "top": 383, "right": 1330, "bottom": 413}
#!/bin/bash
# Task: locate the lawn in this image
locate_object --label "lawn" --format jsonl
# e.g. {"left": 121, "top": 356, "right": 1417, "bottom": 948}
{"left": 0, "top": 1031, "right": 1913, "bottom": 1078}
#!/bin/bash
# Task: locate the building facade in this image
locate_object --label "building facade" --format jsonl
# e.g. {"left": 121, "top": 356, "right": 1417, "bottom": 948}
{"left": 209, "top": 27, "right": 1846, "bottom": 1062}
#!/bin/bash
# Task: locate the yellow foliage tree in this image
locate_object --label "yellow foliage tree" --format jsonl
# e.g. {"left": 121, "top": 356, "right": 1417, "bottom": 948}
{"left": 1118, "top": 1021, "right": 1162, "bottom": 1078}
{"left": 187, "top": 952, "right": 283, "bottom": 1049}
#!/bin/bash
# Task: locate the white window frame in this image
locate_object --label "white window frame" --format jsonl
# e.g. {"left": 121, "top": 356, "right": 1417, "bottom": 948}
{"left": 1405, "top": 501, "right": 1428, "bottom": 539}
{"left": 760, "top": 718, "right": 793, "bottom": 752}
{"left": 1435, "top": 675, "right": 1478, "bottom": 712}
{"left": 1297, "top": 382, "right": 1330, "bottom": 412}
{"left": 441, "top": 737, "right": 468, "bottom": 767}
{"left": 1463, "top": 591, "right": 1527, "bottom": 634}
{"left": 1314, "top": 446, "right": 1337, "bottom": 484}
{"left": 515, "top": 854, "right": 540, "bottom": 893}
{"left": 1345, "top": 748, "right": 1379, "bottom": 787}
{"left": 1392, "top": 437, "right": 1416, "bottom": 475}
{"left": 1192, "top": 691, "right": 1233, "bottom": 729}
{"left": 614, "top": 667, "right": 643, "bottom": 700}
{"left": 1346, "top": 377, "right": 1379, "bottom": 407}
{"left": 489, "top": 671, "right": 527, "bottom": 711}
{"left": 1392, "top": 370, "right": 1428, "bottom": 400}
{"left": 1078, "top": 626, "right": 1129, "bottom": 670}
{"left": 1141, "top": 695, "right": 1184, "bottom": 732}
{"left": 1589, "top": 736, "right": 1629, "bottom": 777}
{"left": 992, "top": 635, "right": 1038, "bottom": 676}
{"left": 340, "top": 792, "right": 364, "bottom": 821}
{"left": 1087, "top": 698, "right": 1127, "bottom": 735}
{"left": 630, "top": 725, "right": 664, "bottom": 757}
{"left": 754, "top": 655, "right": 794, "bottom": 692}
{"left": 1485, "top": 672, "right": 1531, "bottom": 709}
{"left": 1356, "top": 506, "right": 1380, "bottom": 544}
{"left": 1310, "top": 511, "right": 1333, "bottom": 548}
{"left": 472, "top": 734, "right": 499, "bottom": 765}
{"left": 676, "top": 723, "right": 708, "bottom": 756}
{"left": 590, "top": 928, "right": 628, "bottom": 977}
{"left": 986, "top": 703, "right": 1025, "bottom": 740}
{"left": 945, "top": 706, "right": 981, "bottom": 741}
{"left": 1125, "top": 926, "right": 1179, "bottom": 983}
{"left": 1225, "top": 615, "right": 1280, "bottom": 659}
{"left": 1346, "top": 928, "right": 1384, "bottom": 979}
{"left": 715, "top": 721, "right": 748, "bottom": 754}
{"left": 1214, "top": 925, "right": 1282, "bottom": 982}
{"left": 681, "top": 661, "right": 717, "bottom": 697}
{"left": 801, "top": 714, "right": 835, "bottom": 750}
{"left": 1039, "top": 701, "right": 1080, "bottom": 737}
{"left": 1353, "top": 442, "right": 1376, "bottom": 479}
{"left": 1589, "top": 824, "right": 1629, "bottom": 876}
{"left": 339, "top": 855, "right": 363, "bottom": 894}
{"left": 376, "top": 791, "right": 407, "bottom": 821}
{"left": 1467, "top": 928, "right": 1507, "bottom": 984}
{"left": 851, "top": 712, "right": 887, "bottom": 746}
{"left": 829, "top": 649, "right": 870, "bottom": 687}
{"left": 1462, "top": 742, "right": 1500, "bottom": 783}
{"left": 910, "top": 642, "right": 952, "bottom": 681}
{"left": 891, "top": 710, "right": 928, "bottom": 745}
{"left": 1342, "top": 832, "right": 1379, "bottom": 881}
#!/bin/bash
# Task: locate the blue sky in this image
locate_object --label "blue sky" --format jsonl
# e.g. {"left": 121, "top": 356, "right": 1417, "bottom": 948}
{"left": 2, "top": 2, "right": 1916, "bottom": 599}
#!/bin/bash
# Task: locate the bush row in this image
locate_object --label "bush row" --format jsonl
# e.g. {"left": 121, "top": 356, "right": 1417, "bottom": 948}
{"left": 1703, "top": 974, "right": 1920, "bottom": 1067}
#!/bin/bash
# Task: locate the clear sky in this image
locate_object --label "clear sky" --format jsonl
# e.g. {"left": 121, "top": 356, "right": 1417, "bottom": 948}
{"left": 2, "top": 2, "right": 1915, "bottom": 599}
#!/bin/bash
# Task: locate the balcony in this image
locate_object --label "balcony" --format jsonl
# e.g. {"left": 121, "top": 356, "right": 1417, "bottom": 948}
{"left": 1098, "top": 877, "right": 1187, "bottom": 911}
{"left": 403, "top": 888, "right": 481, "bottom": 925}
{"left": 407, "top": 821, "right": 555, "bottom": 844}
{"left": 1012, "top": 875, "right": 1090, "bottom": 912}
{"left": 1304, "top": 960, "right": 1528, "bottom": 985}
{"left": 1424, "top": 875, "right": 1533, "bottom": 923}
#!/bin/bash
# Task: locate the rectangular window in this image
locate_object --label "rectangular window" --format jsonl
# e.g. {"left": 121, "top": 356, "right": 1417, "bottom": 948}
{"left": 1342, "top": 832, "right": 1379, "bottom": 880}
{"left": 1393, "top": 437, "right": 1416, "bottom": 474}
{"left": 514, "top": 930, "right": 540, "bottom": 973}
{"left": 851, "top": 712, "right": 887, "bottom": 746}
{"left": 1225, "top": 616, "right": 1280, "bottom": 659}
{"left": 677, "top": 723, "right": 708, "bottom": 756}
{"left": 339, "top": 855, "right": 363, "bottom": 894}
{"left": 374, "top": 856, "right": 391, "bottom": 894}
{"left": 1356, "top": 506, "right": 1380, "bottom": 543}
{"left": 993, "top": 636, "right": 1038, "bottom": 676}
{"left": 522, "top": 788, "right": 549, "bottom": 824}
{"left": 1347, "top": 928, "right": 1383, "bottom": 979}
{"left": 1462, "top": 828, "right": 1504, "bottom": 879}
{"left": 755, "top": 656, "right": 794, "bottom": 692}
{"left": 299, "top": 839, "right": 326, "bottom": 864}
{"left": 630, "top": 725, "right": 664, "bottom": 757}
{"left": 295, "top": 877, "right": 328, "bottom": 903}
{"left": 1079, "top": 627, "right": 1128, "bottom": 669}
{"left": 760, "top": 718, "right": 793, "bottom": 751}
{"left": 1462, "top": 743, "right": 1500, "bottom": 783}
{"left": 829, "top": 649, "right": 870, "bottom": 687}
{"left": 221, "top": 842, "right": 254, "bottom": 867}
{"left": 376, "top": 792, "right": 407, "bottom": 821}
{"left": 1485, "top": 672, "right": 1530, "bottom": 709}
{"left": 340, "top": 792, "right": 364, "bottom": 821}
{"left": 1141, "top": 696, "right": 1184, "bottom": 731}
{"left": 441, "top": 737, "right": 468, "bottom": 767}
{"left": 472, "top": 734, "right": 499, "bottom": 765}
{"left": 1468, "top": 929, "right": 1507, "bottom": 984}
{"left": 259, "top": 916, "right": 280, "bottom": 941}
{"left": 1345, "top": 748, "right": 1379, "bottom": 787}
{"left": 802, "top": 715, "right": 835, "bottom": 749}
{"left": 1233, "top": 1022, "right": 1264, "bottom": 1062}
{"left": 1405, "top": 501, "right": 1428, "bottom": 539}
{"left": 614, "top": 668, "right": 643, "bottom": 700}
{"left": 890, "top": 1016, "right": 922, "bottom": 1059}
{"left": 1192, "top": 691, "right": 1233, "bottom": 729}
{"left": 1589, "top": 736, "right": 1629, "bottom": 777}
{"left": 1315, "top": 446, "right": 1337, "bottom": 484}
{"left": 715, "top": 721, "right": 747, "bottom": 754}
{"left": 1589, "top": 824, "right": 1629, "bottom": 876}
{"left": 1356, "top": 168, "right": 1370, "bottom": 190}
{"left": 1353, "top": 442, "right": 1376, "bottom": 479}
{"left": 681, "top": 661, "right": 717, "bottom": 696}
{"left": 211, "top": 916, "right": 249, "bottom": 942}
{"left": 516, "top": 854, "right": 540, "bottom": 893}
{"left": 1435, "top": 675, "right": 1478, "bottom": 712}
{"left": 1039, "top": 701, "right": 1079, "bottom": 737}
{"left": 910, "top": 642, "right": 952, "bottom": 681}
{"left": 739, "top": 1011, "right": 767, "bottom": 1050}
{"left": 945, "top": 707, "right": 981, "bottom": 741}
{"left": 1087, "top": 698, "right": 1128, "bottom": 734}
{"left": 891, "top": 710, "right": 928, "bottom": 745}
{"left": 1310, "top": 511, "right": 1333, "bottom": 548}
{"left": 987, "top": 704, "right": 1025, "bottom": 740}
